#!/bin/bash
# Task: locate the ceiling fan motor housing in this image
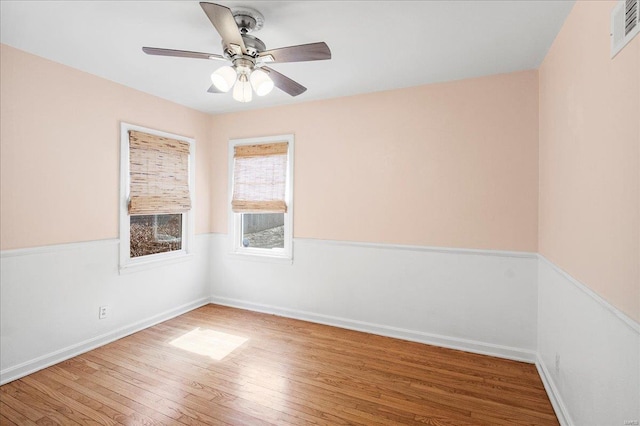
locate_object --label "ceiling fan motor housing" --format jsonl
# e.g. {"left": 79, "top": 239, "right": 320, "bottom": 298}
{"left": 222, "top": 7, "right": 266, "bottom": 60}
{"left": 241, "top": 34, "right": 266, "bottom": 56}
{"left": 222, "top": 35, "right": 266, "bottom": 69}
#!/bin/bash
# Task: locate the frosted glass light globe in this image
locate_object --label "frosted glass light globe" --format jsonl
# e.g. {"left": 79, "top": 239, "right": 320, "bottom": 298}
{"left": 250, "top": 69, "right": 274, "bottom": 96}
{"left": 210, "top": 66, "right": 237, "bottom": 92}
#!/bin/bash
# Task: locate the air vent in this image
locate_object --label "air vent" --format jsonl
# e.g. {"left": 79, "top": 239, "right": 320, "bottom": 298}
{"left": 611, "top": 0, "right": 640, "bottom": 57}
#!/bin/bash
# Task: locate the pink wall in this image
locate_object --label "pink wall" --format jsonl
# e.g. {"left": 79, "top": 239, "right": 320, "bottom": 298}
{"left": 0, "top": 44, "right": 213, "bottom": 250}
{"left": 3, "top": 44, "right": 539, "bottom": 254}
{"left": 539, "top": 1, "right": 640, "bottom": 321}
{"left": 211, "top": 70, "right": 540, "bottom": 252}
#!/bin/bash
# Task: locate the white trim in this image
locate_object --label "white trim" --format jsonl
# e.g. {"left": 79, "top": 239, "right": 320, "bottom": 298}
{"left": 207, "top": 232, "right": 538, "bottom": 259}
{"left": 118, "top": 252, "right": 195, "bottom": 274}
{"left": 535, "top": 356, "right": 574, "bottom": 426}
{"left": 226, "top": 252, "right": 293, "bottom": 265}
{"left": 0, "top": 235, "right": 536, "bottom": 261}
{"left": 227, "top": 134, "right": 294, "bottom": 262}
{"left": 299, "top": 237, "right": 538, "bottom": 259}
{"left": 0, "top": 297, "right": 210, "bottom": 385}
{"left": 0, "top": 239, "right": 119, "bottom": 258}
{"left": 119, "top": 122, "right": 196, "bottom": 273}
{"left": 209, "top": 296, "right": 537, "bottom": 363}
{"left": 538, "top": 255, "right": 640, "bottom": 334}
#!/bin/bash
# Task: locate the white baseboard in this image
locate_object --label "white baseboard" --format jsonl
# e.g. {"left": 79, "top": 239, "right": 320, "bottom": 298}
{"left": 535, "top": 355, "right": 573, "bottom": 426}
{"left": 0, "top": 297, "right": 210, "bottom": 385}
{"left": 209, "top": 295, "right": 537, "bottom": 363}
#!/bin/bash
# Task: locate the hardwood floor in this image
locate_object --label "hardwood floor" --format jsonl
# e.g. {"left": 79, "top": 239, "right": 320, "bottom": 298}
{"left": 0, "top": 304, "right": 558, "bottom": 425}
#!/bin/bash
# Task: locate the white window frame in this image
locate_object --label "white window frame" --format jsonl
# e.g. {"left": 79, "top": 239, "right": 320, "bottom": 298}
{"left": 119, "top": 122, "right": 196, "bottom": 273}
{"left": 228, "top": 134, "right": 294, "bottom": 263}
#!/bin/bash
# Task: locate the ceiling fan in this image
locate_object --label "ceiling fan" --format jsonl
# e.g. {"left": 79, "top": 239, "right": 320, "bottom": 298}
{"left": 142, "top": 2, "right": 331, "bottom": 103}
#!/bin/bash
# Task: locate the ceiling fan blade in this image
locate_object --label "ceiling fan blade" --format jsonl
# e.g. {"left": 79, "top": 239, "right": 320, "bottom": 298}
{"left": 261, "top": 66, "right": 307, "bottom": 97}
{"left": 200, "top": 2, "right": 246, "bottom": 55}
{"left": 259, "top": 42, "right": 331, "bottom": 63}
{"left": 142, "top": 47, "right": 225, "bottom": 61}
{"left": 207, "top": 84, "right": 225, "bottom": 94}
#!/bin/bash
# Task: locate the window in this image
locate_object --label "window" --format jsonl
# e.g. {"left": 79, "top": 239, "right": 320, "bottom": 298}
{"left": 119, "top": 123, "right": 195, "bottom": 271}
{"left": 228, "top": 135, "right": 294, "bottom": 261}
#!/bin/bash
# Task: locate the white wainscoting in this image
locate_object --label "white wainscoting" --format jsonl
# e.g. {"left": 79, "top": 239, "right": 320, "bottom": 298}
{"left": 537, "top": 256, "right": 640, "bottom": 426}
{"left": 0, "top": 234, "right": 212, "bottom": 385}
{"left": 209, "top": 234, "right": 539, "bottom": 362}
{"left": 5, "top": 232, "right": 636, "bottom": 426}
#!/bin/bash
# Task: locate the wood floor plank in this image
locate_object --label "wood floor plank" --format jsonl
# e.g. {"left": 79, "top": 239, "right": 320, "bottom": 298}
{"left": 20, "top": 375, "right": 119, "bottom": 426}
{"left": 0, "top": 400, "right": 39, "bottom": 426}
{"left": 1, "top": 381, "right": 83, "bottom": 425}
{"left": 62, "top": 361, "right": 218, "bottom": 426}
{"left": 28, "top": 369, "right": 134, "bottom": 425}
{"left": 0, "top": 304, "right": 559, "bottom": 425}
{"left": 0, "top": 391, "right": 45, "bottom": 424}
{"left": 0, "top": 414, "right": 17, "bottom": 426}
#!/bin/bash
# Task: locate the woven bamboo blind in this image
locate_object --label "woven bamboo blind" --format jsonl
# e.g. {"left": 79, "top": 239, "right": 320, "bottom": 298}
{"left": 129, "top": 130, "right": 191, "bottom": 215}
{"left": 232, "top": 142, "right": 288, "bottom": 213}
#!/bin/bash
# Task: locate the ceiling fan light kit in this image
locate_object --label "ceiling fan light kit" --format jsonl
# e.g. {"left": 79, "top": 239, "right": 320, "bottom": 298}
{"left": 142, "top": 2, "right": 331, "bottom": 103}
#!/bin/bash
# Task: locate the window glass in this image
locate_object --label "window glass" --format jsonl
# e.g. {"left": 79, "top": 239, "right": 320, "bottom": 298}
{"left": 130, "top": 214, "right": 182, "bottom": 258}
{"left": 241, "top": 213, "right": 285, "bottom": 249}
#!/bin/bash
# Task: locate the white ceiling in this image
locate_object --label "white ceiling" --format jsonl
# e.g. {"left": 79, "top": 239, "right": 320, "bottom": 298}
{"left": 0, "top": 1, "right": 574, "bottom": 115}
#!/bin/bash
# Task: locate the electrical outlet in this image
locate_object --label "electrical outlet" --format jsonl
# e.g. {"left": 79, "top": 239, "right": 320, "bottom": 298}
{"left": 555, "top": 354, "right": 560, "bottom": 375}
{"left": 99, "top": 305, "right": 109, "bottom": 319}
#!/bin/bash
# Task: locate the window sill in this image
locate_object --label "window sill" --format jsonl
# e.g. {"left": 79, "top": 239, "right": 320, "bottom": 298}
{"left": 227, "top": 251, "right": 293, "bottom": 265}
{"left": 119, "top": 251, "right": 194, "bottom": 274}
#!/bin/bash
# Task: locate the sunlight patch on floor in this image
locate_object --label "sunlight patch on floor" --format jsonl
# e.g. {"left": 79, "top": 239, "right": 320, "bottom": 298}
{"left": 169, "top": 327, "right": 248, "bottom": 360}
